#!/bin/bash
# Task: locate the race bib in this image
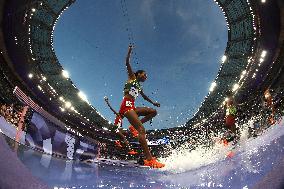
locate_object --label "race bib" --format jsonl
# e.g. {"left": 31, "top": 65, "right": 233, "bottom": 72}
{"left": 126, "top": 100, "right": 132, "bottom": 107}
{"left": 129, "top": 87, "right": 139, "bottom": 99}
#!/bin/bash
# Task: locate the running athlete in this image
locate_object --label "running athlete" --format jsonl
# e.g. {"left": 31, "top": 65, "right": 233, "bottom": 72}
{"left": 104, "top": 97, "right": 137, "bottom": 155}
{"left": 114, "top": 45, "right": 165, "bottom": 168}
{"left": 224, "top": 91, "right": 238, "bottom": 141}
{"left": 264, "top": 89, "right": 275, "bottom": 124}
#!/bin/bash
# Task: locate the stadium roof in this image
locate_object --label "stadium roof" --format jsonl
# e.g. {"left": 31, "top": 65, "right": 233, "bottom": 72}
{"left": 1, "top": 0, "right": 284, "bottom": 135}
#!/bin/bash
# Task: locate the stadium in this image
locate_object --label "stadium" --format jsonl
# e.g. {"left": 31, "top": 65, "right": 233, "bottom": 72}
{"left": 0, "top": 0, "right": 284, "bottom": 188}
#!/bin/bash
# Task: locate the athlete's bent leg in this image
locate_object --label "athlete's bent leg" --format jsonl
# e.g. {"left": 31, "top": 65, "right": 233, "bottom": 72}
{"left": 117, "top": 129, "right": 130, "bottom": 147}
{"left": 124, "top": 110, "right": 152, "bottom": 160}
{"left": 135, "top": 107, "right": 157, "bottom": 124}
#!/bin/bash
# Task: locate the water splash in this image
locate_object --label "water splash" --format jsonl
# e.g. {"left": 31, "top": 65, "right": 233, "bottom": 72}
{"left": 160, "top": 116, "right": 284, "bottom": 174}
{"left": 161, "top": 140, "right": 230, "bottom": 173}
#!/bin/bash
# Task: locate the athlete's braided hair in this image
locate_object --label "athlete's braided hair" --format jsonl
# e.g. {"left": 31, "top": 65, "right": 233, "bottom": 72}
{"left": 135, "top": 70, "right": 145, "bottom": 77}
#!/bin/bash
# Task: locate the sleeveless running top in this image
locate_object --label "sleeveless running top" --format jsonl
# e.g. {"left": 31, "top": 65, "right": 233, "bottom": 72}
{"left": 225, "top": 98, "right": 236, "bottom": 116}
{"left": 226, "top": 105, "right": 237, "bottom": 116}
{"left": 124, "top": 79, "right": 142, "bottom": 99}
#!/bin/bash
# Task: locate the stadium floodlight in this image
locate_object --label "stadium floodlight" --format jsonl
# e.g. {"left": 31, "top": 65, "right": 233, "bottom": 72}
{"left": 70, "top": 106, "right": 75, "bottom": 111}
{"left": 65, "top": 101, "right": 72, "bottom": 109}
{"left": 232, "top": 83, "right": 239, "bottom": 92}
{"left": 37, "top": 85, "right": 42, "bottom": 90}
{"left": 240, "top": 70, "right": 247, "bottom": 80}
{"left": 62, "top": 70, "right": 70, "bottom": 78}
{"left": 221, "top": 55, "right": 227, "bottom": 63}
{"left": 42, "top": 76, "right": 47, "bottom": 81}
{"left": 28, "top": 73, "right": 33, "bottom": 78}
{"left": 78, "top": 91, "right": 88, "bottom": 102}
{"left": 209, "top": 81, "right": 217, "bottom": 92}
{"left": 59, "top": 96, "right": 64, "bottom": 101}
{"left": 31, "top": 8, "right": 36, "bottom": 12}
{"left": 261, "top": 50, "right": 267, "bottom": 58}
{"left": 261, "top": 0, "right": 266, "bottom": 3}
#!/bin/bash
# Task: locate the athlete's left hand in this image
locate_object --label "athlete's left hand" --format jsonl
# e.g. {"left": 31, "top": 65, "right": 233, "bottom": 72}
{"left": 153, "top": 102, "right": 160, "bottom": 107}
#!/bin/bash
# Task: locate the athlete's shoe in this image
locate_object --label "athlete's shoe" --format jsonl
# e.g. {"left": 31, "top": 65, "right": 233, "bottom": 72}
{"left": 143, "top": 158, "right": 165, "bottom": 168}
{"left": 226, "top": 151, "right": 235, "bottom": 158}
{"left": 221, "top": 138, "right": 228, "bottom": 146}
{"left": 128, "top": 149, "right": 138, "bottom": 155}
{"left": 115, "top": 140, "right": 123, "bottom": 148}
{"left": 129, "top": 125, "right": 139, "bottom": 138}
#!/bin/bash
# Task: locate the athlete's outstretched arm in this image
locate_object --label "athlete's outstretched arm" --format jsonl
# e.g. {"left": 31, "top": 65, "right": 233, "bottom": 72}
{"left": 104, "top": 97, "right": 120, "bottom": 117}
{"left": 125, "top": 45, "right": 135, "bottom": 80}
{"left": 140, "top": 91, "right": 160, "bottom": 107}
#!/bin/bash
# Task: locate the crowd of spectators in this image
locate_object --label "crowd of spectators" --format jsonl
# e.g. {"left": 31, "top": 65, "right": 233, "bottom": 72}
{"left": 0, "top": 53, "right": 38, "bottom": 133}
{"left": 158, "top": 87, "right": 284, "bottom": 152}
{"left": 0, "top": 103, "right": 23, "bottom": 127}
{"left": 239, "top": 88, "right": 284, "bottom": 137}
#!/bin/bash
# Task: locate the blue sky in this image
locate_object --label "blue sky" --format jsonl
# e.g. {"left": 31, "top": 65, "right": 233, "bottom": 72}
{"left": 54, "top": 0, "right": 227, "bottom": 129}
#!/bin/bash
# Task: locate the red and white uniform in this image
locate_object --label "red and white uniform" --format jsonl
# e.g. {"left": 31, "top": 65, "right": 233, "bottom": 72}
{"left": 114, "top": 97, "right": 136, "bottom": 127}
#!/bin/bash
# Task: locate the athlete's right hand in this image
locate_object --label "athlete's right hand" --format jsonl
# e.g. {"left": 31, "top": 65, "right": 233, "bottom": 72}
{"left": 153, "top": 102, "right": 160, "bottom": 107}
{"left": 104, "top": 96, "right": 108, "bottom": 101}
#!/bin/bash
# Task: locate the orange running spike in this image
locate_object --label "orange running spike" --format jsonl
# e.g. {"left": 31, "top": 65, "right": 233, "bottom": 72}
{"left": 222, "top": 139, "right": 228, "bottom": 146}
{"left": 128, "top": 150, "right": 138, "bottom": 155}
{"left": 143, "top": 158, "right": 165, "bottom": 168}
{"left": 115, "top": 140, "right": 123, "bottom": 148}
{"left": 226, "top": 151, "right": 235, "bottom": 158}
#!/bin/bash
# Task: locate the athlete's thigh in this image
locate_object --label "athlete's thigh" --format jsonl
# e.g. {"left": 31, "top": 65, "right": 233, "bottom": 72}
{"left": 135, "top": 106, "right": 154, "bottom": 116}
{"left": 124, "top": 110, "right": 144, "bottom": 131}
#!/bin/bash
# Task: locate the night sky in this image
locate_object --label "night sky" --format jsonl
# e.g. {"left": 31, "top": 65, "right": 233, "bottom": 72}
{"left": 54, "top": 0, "right": 227, "bottom": 130}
